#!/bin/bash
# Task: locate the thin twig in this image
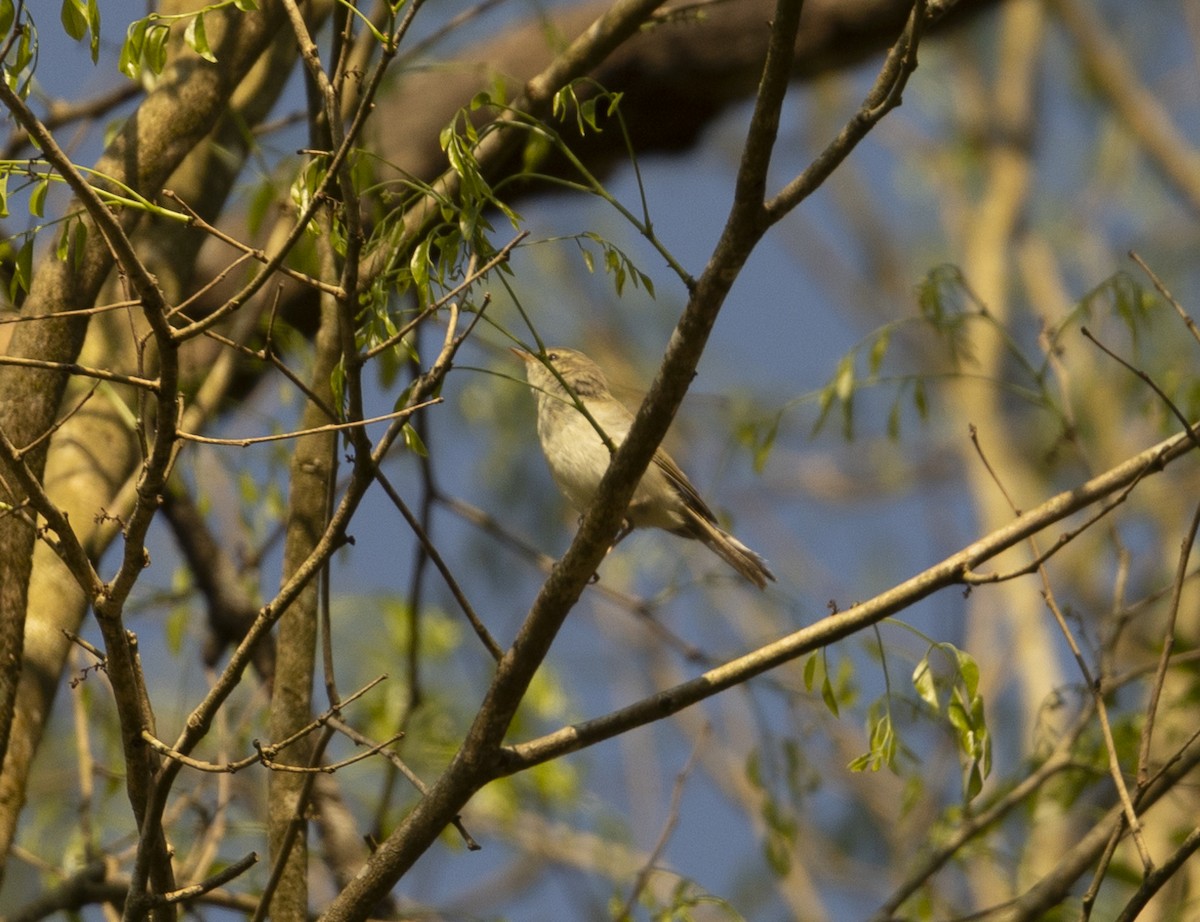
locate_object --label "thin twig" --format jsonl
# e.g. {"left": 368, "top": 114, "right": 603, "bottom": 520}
{"left": 1040, "top": 590, "right": 1152, "bottom": 871}
{"left": 162, "top": 189, "right": 346, "bottom": 299}
{"left": 326, "top": 715, "right": 480, "bottom": 850}
{"left": 969, "top": 423, "right": 1153, "bottom": 871}
{"left": 0, "top": 298, "right": 140, "bottom": 324}
{"left": 0, "top": 355, "right": 159, "bottom": 393}
{"left": 617, "top": 728, "right": 706, "bottom": 919}
{"left": 1082, "top": 326, "right": 1200, "bottom": 453}
{"left": 375, "top": 469, "right": 503, "bottom": 661}
{"left": 1135, "top": 499, "right": 1200, "bottom": 786}
{"left": 142, "top": 676, "right": 387, "bottom": 773}
{"left": 1113, "top": 826, "right": 1200, "bottom": 922}
{"left": 177, "top": 400, "right": 442, "bottom": 447}
{"left": 1128, "top": 250, "right": 1200, "bottom": 348}
{"left": 962, "top": 465, "right": 1152, "bottom": 584}
{"left": 156, "top": 852, "right": 259, "bottom": 906}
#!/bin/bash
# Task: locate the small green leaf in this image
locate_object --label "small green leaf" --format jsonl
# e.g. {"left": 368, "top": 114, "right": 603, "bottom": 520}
{"left": 234, "top": 0, "right": 259, "bottom": 9}
{"left": 868, "top": 327, "right": 890, "bottom": 376}
{"left": 912, "top": 656, "right": 940, "bottom": 710}
{"left": 402, "top": 423, "right": 428, "bottom": 457}
{"left": 70, "top": 219, "right": 88, "bottom": 271}
{"left": 13, "top": 236, "right": 32, "bottom": 294}
{"left": 0, "top": 0, "right": 15, "bottom": 39}
{"left": 56, "top": 220, "right": 72, "bottom": 261}
{"left": 6, "top": 28, "right": 35, "bottom": 97}
{"left": 821, "top": 674, "right": 840, "bottom": 717}
{"left": 956, "top": 649, "right": 980, "bottom": 698}
{"left": 184, "top": 13, "right": 217, "bottom": 63}
{"left": 60, "top": 0, "right": 87, "bottom": 41}
{"left": 578, "top": 97, "right": 598, "bottom": 132}
{"left": 29, "top": 177, "right": 48, "bottom": 217}
{"left": 145, "top": 22, "right": 170, "bottom": 75}
{"left": 964, "top": 762, "right": 984, "bottom": 801}
{"left": 119, "top": 18, "right": 149, "bottom": 80}
{"left": 85, "top": 0, "right": 100, "bottom": 61}
{"left": 552, "top": 85, "right": 569, "bottom": 121}
{"left": 834, "top": 353, "right": 855, "bottom": 401}
{"left": 409, "top": 235, "right": 431, "bottom": 301}
{"left": 912, "top": 377, "right": 928, "bottom": 418}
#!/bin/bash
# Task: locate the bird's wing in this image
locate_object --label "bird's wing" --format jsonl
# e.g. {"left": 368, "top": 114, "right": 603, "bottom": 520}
{"left": 651, "top": 449, "right": 719, "bottom": 524}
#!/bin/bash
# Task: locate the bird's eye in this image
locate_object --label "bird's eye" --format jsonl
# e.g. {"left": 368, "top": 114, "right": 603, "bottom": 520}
{"left": 547, "top": 351, "right": 559, "bottom": 361}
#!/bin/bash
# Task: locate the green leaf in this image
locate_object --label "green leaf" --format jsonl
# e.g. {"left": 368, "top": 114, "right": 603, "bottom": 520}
{"left": 184, "top": 13, "right": 217, "bottom": 63}
{"left": 821, "top": 673, "right": 840, "bottom": 717}
{"left": 402, "top": 423, "right": 428, "bottom": 457}
{"left": 59, "top": 0, "right": 99, "bottom": 62}
{"left": 912, "top": 377, "right": 928, "bottom": 419}
{"left": 409, "top": 235, "right": 431, "bottom": 301}
{"left": 833, "top": 353, "right": 855, "bottom": 401}
{"left": 119, "top": 18, "right": 149, "bottom": 80}
{"left": 56, "top": 220, "right": 72, "bottom": 261}
{"left": 13, "top": 236, "right": 32, "bottom": 295}
{"left": 956, "top": 649, "right": 980, "bottom": 698}
{"left": 234, "top": 0, "right": 259, "bottom": 9}
{"left": 60, "top": 0, "right": 87, "bottom": 41}
{"left": 0, "top": 0, "right": 15, "bottom": 39}
{"left": 85, "top": 0, "right": 100, "bottom": 61}
{"left": 868, "top": 327, "right": 890, "bottom": 376}
{"left": 145, "top": 22, "right": 170, "bottom": 75}
{"left": 912, "top": 656, "right": 940, "bottom": 710}
{"left": 0, "top": 171, "right": 8, "bottom": 219}
{"left": 5, "top": 27, "right": 35, "bottom": 96}
{"left": 70, "top": 218, "right": 88, "bottom": 271}
{"left": 29, "top": 177, "right": 48, "bottom": 217}
{"left": 578, "top": 97, "right": 598, "bottom": 133}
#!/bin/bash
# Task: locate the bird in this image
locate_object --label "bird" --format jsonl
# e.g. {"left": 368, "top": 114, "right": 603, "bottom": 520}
{"left": 513, "top": 346, "right": 775, "bottom": 589}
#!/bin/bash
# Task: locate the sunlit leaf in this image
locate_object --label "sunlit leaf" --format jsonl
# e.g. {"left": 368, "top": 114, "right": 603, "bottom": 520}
{"left": 184, "top": 12, "right": 217, "bottom": 63}
{"left": 60, "top": 0, "right": 87, "bottom": 41}
{"left": 29, "top": 176, "right": 48, "bottom": 217}
{"left": 0, "top": 0, "right": 15, "bottom": 39}
{"left": 912, "top": 656, "right": 940, "bottom": 710}
{"left": 402, "top": 422, "right": 428, "bottom": 457}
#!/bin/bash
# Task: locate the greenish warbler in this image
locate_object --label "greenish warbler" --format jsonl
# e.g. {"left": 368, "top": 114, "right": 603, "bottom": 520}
{"left": 514, "top": 347, "right": 775, "bottom": 590}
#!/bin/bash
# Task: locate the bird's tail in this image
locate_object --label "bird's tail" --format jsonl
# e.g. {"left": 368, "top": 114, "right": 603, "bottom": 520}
{"left": 685, "top": 512, "right": 776, "bottom": 590}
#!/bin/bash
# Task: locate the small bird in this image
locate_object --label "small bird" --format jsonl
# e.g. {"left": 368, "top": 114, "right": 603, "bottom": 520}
{"left": 513, "top": 346, "right": 775, "bottom": 589}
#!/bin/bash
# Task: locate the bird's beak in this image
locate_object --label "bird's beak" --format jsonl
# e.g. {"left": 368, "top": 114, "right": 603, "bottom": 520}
{"left": 510, "top": 346, "right": 533, "bottom": 363}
